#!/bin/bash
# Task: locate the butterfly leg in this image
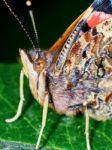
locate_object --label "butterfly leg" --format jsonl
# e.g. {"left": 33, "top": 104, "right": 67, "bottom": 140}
{"left": 5, "top": 69, "right": 25, "bottom": 123}
{"left": 35, "top": 92, "right": 49, "bottom": 150}
{"left": 85, "top": 107, "right": 91, "bottom": 150}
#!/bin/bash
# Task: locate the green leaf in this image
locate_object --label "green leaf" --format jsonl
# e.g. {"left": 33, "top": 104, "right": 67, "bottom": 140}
{"left": 0, "top": 64, "right": 112, "bottom": 150}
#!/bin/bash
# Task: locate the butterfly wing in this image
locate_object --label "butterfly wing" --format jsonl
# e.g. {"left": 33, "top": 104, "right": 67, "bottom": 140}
{"left": 50, "top": 17, "right": 112, "bottom": 115}
{"left": 47, "top": 0, "right": 112, "bottom": 116}
{"left": 50, "top": 0, "right": 112, "bottom": 54}
{"left": 65, "top": 17, "right": 112, "bottom": 77}
{"left": 50, "top": 0, "right": 112, "bottom": 75}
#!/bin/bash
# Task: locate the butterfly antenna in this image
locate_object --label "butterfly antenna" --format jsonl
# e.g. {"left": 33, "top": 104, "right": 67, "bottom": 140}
{"left": 26, "top": 0, "right": 40, "bottom": 49}
{"left": 2, "top": 0, "right": 36, "bottom": 49}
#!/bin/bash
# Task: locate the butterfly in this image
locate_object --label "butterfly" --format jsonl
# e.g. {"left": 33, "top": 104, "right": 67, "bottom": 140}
{"left": 3, "top": 0, "right": 112, "bottom": 149}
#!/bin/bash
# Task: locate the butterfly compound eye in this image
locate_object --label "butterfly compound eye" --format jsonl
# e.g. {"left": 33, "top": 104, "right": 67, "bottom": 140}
{"left": 27, "top": 50, "right": 39, "bottom": 62}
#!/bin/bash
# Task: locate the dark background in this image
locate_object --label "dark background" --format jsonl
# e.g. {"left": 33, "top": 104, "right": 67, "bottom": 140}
{"left": 1, "top": 0, "right": 93, "bottom": 62}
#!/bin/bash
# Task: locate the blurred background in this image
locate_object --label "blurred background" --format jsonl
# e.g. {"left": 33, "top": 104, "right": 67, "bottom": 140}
{"left": 1, "top": 0, "right": 93, "bottom": 62}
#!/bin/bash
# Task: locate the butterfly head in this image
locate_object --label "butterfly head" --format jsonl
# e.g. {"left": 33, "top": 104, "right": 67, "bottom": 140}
{"left": 19, "top": 49, "right": 47, "bottom": 79}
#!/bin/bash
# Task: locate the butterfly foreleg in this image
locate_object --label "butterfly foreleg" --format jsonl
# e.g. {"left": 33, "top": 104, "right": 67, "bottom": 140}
{"left": 35, "top": 92, "right": 49, "bottom": 150}
{"left": 5, "top": 69, "right": 25, "bottom": 123}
